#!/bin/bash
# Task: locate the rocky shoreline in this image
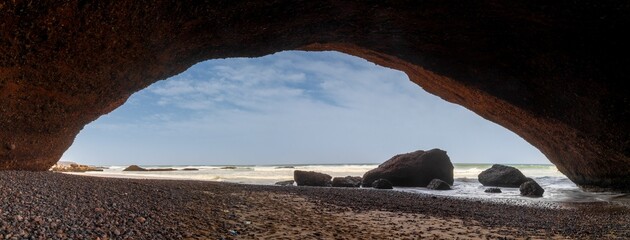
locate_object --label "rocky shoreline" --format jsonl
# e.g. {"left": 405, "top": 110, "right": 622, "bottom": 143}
{"left": 49, "top": 161, "right": 105, "bottom": 173}
{"left": 1, "top": 171, "right": 628, "bottom": 239}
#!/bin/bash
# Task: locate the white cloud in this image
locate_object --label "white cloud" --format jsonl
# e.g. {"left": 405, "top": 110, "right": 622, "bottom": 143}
{"left": 150, "top": 79, "right": 197, "bottom": 96}
{"left": 146, "top": 58, "right": 315, "bottom": 112}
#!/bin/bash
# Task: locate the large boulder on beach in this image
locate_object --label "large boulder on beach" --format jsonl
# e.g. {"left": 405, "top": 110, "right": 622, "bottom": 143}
{"left": 332, "top": 176, "right": 362, "bottom": 188}
{"left": 294, "top": 170, "right": 332, "bottom": 187}
{"left": 520, "top": 180, "right": 544, "bottom": 197}
{"left": 123, "top": 165, "right": 147, "bottom": 171}
{"left": 478, "top": 164, "right": 528, "bottom": 187}
{"left": 362, "top": 149, "right": 454, "bottom": 187}
{"left": 426, "top": 179, "right": 451, "bottom": 190}
{"left": 372, "top": 179, "right": 393, "bottom": 189}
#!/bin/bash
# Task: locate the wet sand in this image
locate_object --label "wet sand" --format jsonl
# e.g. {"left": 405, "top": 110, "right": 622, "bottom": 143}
{"left": 1, "top": 171, "right": 628, "bottom": 239}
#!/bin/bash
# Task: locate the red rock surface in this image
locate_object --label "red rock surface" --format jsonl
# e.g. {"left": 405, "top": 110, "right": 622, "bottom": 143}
{"left": 0, "top": 1, "right": 628, "bottom": 191}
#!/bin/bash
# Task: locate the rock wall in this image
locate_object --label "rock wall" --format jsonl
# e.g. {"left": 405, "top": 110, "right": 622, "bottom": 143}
{"left": 1, "top": 1, "right": 628, "bottom": 191}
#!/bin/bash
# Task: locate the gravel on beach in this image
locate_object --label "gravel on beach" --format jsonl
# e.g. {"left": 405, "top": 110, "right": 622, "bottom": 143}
{"left": 0, "top": 171, "right": 628, "bottom": 239}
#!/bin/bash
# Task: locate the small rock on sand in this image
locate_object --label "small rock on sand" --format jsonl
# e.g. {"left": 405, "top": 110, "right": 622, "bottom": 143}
{"left": 136, "top": 217, "right": 146, "bottom": 223}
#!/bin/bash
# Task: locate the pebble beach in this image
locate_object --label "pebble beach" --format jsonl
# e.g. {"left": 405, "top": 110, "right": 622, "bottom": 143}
{"left": 1, "top": 171, "right": 628, "bottom": 239}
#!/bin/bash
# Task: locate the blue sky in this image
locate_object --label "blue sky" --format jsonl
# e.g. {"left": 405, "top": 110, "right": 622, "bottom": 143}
{"left": 61, "top": 51, "right": 549, "bottom": 166}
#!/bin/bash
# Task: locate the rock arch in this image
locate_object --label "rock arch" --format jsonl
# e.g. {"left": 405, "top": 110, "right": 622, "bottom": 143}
{"left": 1, "top": 1, "right": 628, "bottom": 191}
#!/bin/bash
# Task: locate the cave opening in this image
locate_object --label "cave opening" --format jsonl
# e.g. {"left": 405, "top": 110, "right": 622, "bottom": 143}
{"left": 60, "top": 51, "right": 548, "bottom": 168}
{"left": 1, "top": 3, "right": 628, "bottom": 237}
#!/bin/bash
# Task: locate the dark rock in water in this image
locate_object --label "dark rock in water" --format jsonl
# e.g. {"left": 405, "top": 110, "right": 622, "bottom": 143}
{"left": 220, "top": 166, "right": 238, "bottom": 170}
{"left": 372, "top": 179, "right": 393, "bottom": 189}
{"left": 294, "top": 170, "right": 332, "bottom": 187}
{"left": 182, "top": 168, "right": 199, "bottom": 171}
{"left": 275, "top": 180, "right": 295, "bottom": 186}
{"left": 362, "top": 149, "right": 454, "bottom": 187}
{"left": 123, "top": 165, "right": 147, "bottom": 171}
{"left": 332, "top": 176, "right": 362, "bottom": 188}
{"left": 485, "top": 188, "right": 502, "bottom": 193}
{"left": 520, "top": 180, "right": 544, "bottom": 197}
{"left": 123, "top": 165, "right": 176, "bottom": 171}
{"left": 426, "top": 179, "right": 451, "bottom": 190}
{"left": 478, "top": 164, "right": 528, "bottom": 187}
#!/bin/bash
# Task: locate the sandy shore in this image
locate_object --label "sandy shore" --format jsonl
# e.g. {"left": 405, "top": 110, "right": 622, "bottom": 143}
{"left": 1, "top": 171, "right": 628, "bottom": 239}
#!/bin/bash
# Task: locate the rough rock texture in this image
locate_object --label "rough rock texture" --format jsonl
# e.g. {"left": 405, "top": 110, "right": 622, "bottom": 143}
{"left": 484, "top": 188, "right": 502, "bottom": 194}
{"left": 293, "top": 170, "right": 332, "bottom": 187}
{"left": 426, "top": 179, "right": 451, "bottom": 190}
{"left": 362, "top": 149, "right": 454, "bottom": 187}
{"left": 520, "top": 180, "right": 545, "bottom": 197}
{"left": 371, "top": 179, "right": 393, "bottom": 190}
{"left": 275, "top": 180, "right": 295, "bottom": 186}
{"left": 478, "top": 164, "right": 529, "bottom": 188}
{"left": 49, "top": 161, "right": 103, "bottom": 172}
{"left": 331, "top": 176, "right": 362, "bottom": 188}
{"left": 122, "top": 165, "right": 176, "bottom": 172}
{"left": 123, "top": 165, "right": 147, "bottom": 172}
{"left": 0, "top": 1, "right": 629, "bottom": 191}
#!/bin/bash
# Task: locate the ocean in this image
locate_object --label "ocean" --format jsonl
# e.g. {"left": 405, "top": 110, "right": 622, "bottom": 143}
{"left": 78, "top": 163, "right": 629, "bottom": 205}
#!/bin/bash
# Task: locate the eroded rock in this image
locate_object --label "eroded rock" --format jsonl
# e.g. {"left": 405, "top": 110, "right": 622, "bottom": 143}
{"left": 331, "top": 176, "right": 362, "bottom": 188}
{"left": 478, "top": 164, "right": 528, "bottom": 188}
{"left": 50, "top": 161, "right": 104, "bottom": 172}
{"left": 123, "top": 165, "right": 147, "bottom": 171}
{"left": 294, "top": 170, "right": 332, "bottom": 187}
{"left": 426, "top": 179, "right": 451, "bottom": 190}
{"left": 484, "top": 188, "right": 502, "bottom": 193}
{"left": 371, "top": 179, "right": 393, "bottom": 189}
{"left": 0, "top": 1, "right": 629, "bottom": 191}
{"left": 520, "top": 180, "right": 545, "bottom": 197}
{"left": 362, "top": 149, "right": 454, "bottom": 187}
{"left": 123, "top": 165, "right": 176, "bottom": 172}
